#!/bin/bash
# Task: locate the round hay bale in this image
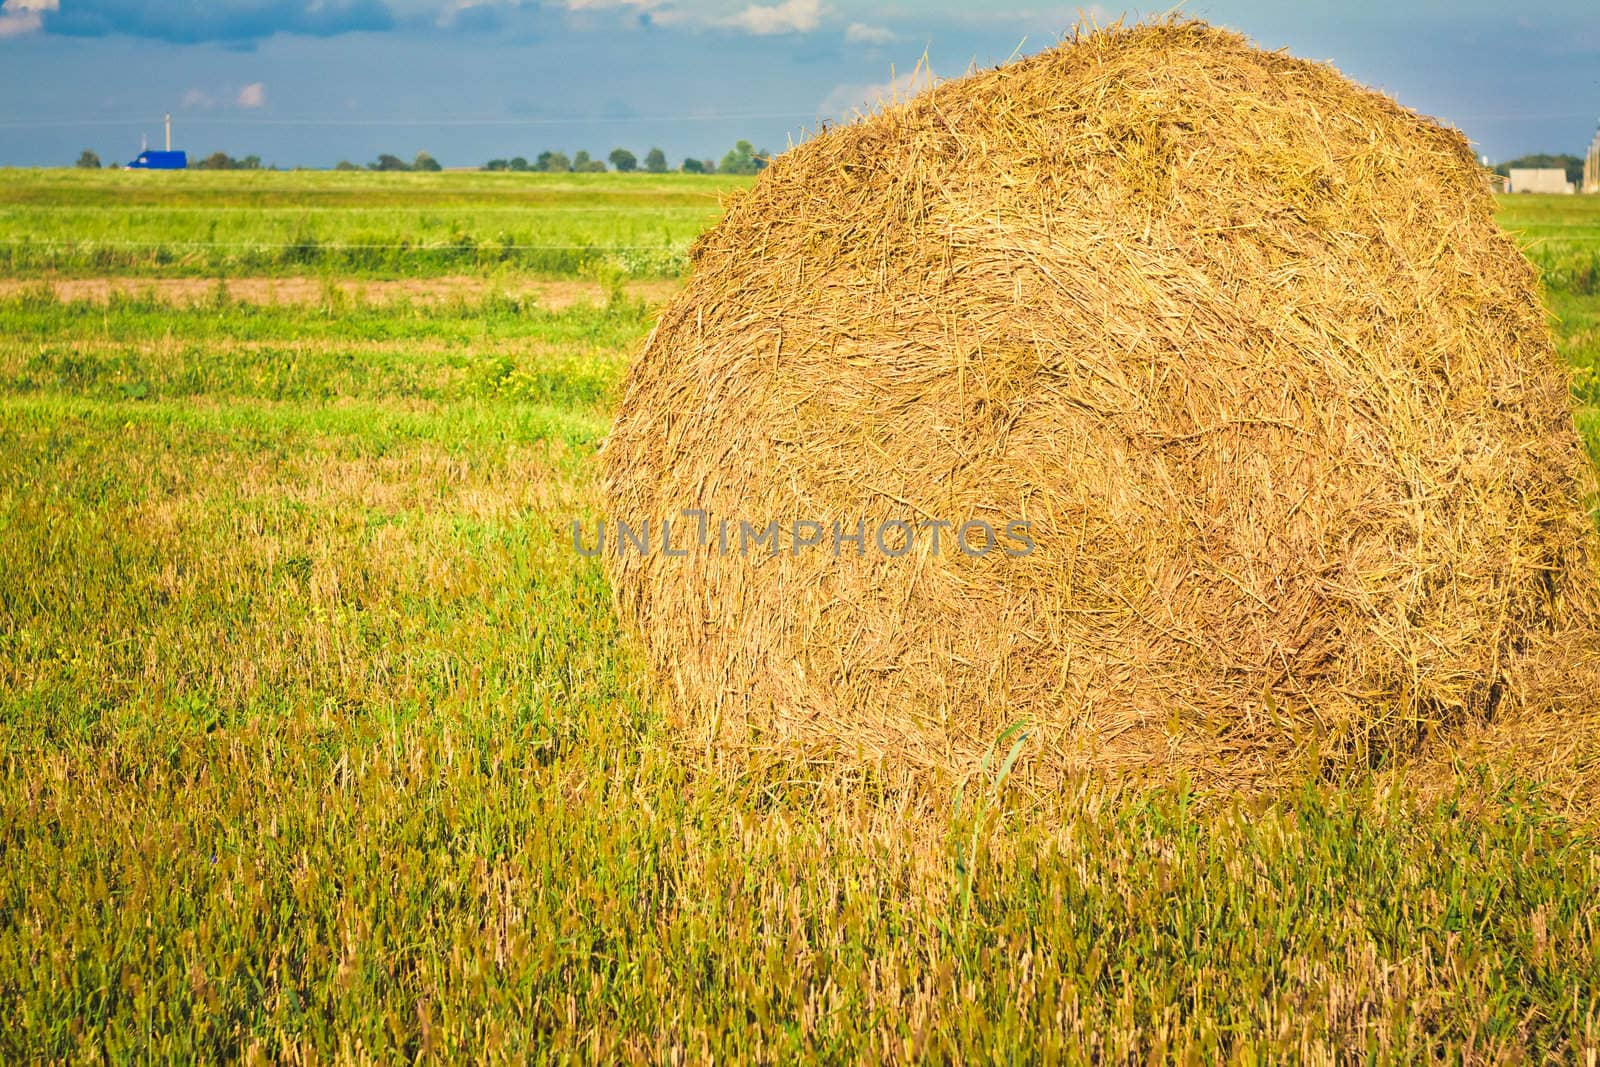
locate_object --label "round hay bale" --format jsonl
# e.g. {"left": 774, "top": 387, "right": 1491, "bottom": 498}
{"left": 601, "top": 19, "right": 1600, "bottom": 785}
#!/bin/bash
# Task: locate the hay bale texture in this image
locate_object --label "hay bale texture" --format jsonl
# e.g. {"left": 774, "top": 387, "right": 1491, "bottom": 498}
{"left": 602, "top": 19, "right": 1600, "bottom": 783}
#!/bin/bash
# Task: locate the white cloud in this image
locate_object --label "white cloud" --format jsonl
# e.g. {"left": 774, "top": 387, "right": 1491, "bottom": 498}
{"left": 178, "top": 83, "right": 267, "bottom": 109}
{"left": 0, "top": 11, "right": 39, "bottom": 37}
{"left": 820, "top": 66, "right": 937, "bottom": 118}
{"left": 722, "top": 0, "right": 823, "bottom": 35}
{"left": 1003, "top": 4, "right": 1121, "bottom": 30}
{"left": 437, "top": 0, "right": 562, "bottom": 27}
{"left": 0, "top": 0, "right": 55, "bottom": 38}
{"left": 844, "top": 21, "right": 892, "bottom": 44}
{"left": 928, "top": 3, "right": 1125, "bottom": 33}
{"left": 427, "top": 0, "right": 680, "bottom": 31}
{"left": 562, "top": 0, "right": 692, "bottom": 29}
{"left": 436, "top": 0, "right": 490, "bottom": 26}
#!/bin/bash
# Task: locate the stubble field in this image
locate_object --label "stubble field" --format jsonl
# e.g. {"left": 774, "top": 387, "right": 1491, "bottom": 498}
{"left": 2, "top": 170, "right": 1600, "bottom": 1061}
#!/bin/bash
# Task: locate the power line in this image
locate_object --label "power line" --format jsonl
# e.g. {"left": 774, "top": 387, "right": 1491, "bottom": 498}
{"left": 0, "top": 112, "right": 823, "bottom": 130}
{"left": 1445, "top": 112, "right": 1600, "bottom": 122}
{"left": 0, "top": 109, "right": 1594, "bottom": 132}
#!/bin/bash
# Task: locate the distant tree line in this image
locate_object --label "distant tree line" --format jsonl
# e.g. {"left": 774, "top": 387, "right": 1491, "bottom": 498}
{"left": 74, "top": 149, "right": 274, "bottom": 169}
{"left": 332, "top": 152, "right": 443, "bottom": 172}
{"left": 67, "top": 144, "right": 1587, "bottom": 183}
{"left": 481, "top": 140, "right": 771, "bottom": 176}
{"left": 75, "top": 148, "right": 442, "bottom": 172}
{"left": 194, "top": 152, "right": 265, "bottom": 170}
{"left": 73, "top": 140, "right": 772, "bottom": 174}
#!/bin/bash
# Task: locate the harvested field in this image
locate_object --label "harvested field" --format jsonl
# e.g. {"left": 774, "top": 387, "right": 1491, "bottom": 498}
{"left": 3, "top": 29, "right": 1600, "bottom": 1062}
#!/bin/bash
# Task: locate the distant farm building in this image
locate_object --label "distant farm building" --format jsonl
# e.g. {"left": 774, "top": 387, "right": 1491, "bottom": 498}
{"left": 126, "top": 150, "right": 187, "bottom": 170}
{"left": 1508, "top": 168, "right": 1573, "bottom": 194}
{"left": 125, "top": 113, "right": 187, "bottom": 170}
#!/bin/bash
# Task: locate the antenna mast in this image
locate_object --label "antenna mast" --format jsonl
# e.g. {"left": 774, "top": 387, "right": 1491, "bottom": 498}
{"left": 165, "top": 114, "right": 171, "bottom": 152}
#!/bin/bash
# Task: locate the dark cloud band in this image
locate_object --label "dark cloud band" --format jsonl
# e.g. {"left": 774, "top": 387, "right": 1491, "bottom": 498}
{"left": 43, "top": 0, "right": 396, "bottom": 45}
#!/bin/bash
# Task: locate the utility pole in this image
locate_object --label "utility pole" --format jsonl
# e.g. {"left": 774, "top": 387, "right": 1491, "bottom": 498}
{"left": 165, "top": 113, "right": 171, "bottom": 152}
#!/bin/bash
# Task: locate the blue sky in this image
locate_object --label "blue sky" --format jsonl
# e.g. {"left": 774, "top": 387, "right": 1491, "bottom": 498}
{"left": 1, "top": 0, "right": 1597, "bottom": 168}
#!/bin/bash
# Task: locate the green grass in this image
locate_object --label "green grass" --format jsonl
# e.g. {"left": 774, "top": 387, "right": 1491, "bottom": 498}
{"left": 1, "top": 175, "right": 1599, "bottom": 1061}
{"left": 1497, "top": 193, "right": 1600, "bottom": 296}
{"left": 1552, "top": 289, "right": 1600, "bottom": 471}
{"left": 0, "top": 169, "right": 753, "bottom": 278}
{"left": 1497, "top": 194, "right": 1600, "bottom": 465}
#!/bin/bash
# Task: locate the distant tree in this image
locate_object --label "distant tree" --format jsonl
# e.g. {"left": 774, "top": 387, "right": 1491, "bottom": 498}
{"left": 573, "top": 150, "right": 593, "bottom": 170}
{"left": 483, "top": 159, "right": 509, "bottom": 172}
{"left": 701, "top": 158, "right": 716, "bottom": 174}
{"left": 718, "top": 140, "right": 756, "bottom": 176}
{"left": 370, "top": 153, "right": 411, "bottom": 172}
{"left": 334, "top": 160, "right": 362, "bottom": 171}
{"left": 681, "top": 157, "right": 705, "bottom": 174}
{"left": 583, "top": 159, "right": 607, "bottom": 172}
{"left": 195, "top": 151, "right": 235, "bottom": 170}
{"left": 508, "top": 156, "right": 530, "bottom": 172}
{"left": 75, "top": 149, "right": 101, "bottom": 169}
{"left": 540, "top": 151, "right": 571, "bottom": 173}
{"left": 413, "top": 151, "right": 442, "bottom": 172}
{"left": 643, "top": 147, "right": 668, "bottom": 173}
{"left": 609, "top": 147, "right": 638, "bottom": 173}
{"left": 1494, "top": 153, "right": 1584, "bottom": 186}
{"left": 717, "top": 141, "right": 773, "bottom": 176}
{"left": 238, "top": 155, "right": 263, "bottom": 170}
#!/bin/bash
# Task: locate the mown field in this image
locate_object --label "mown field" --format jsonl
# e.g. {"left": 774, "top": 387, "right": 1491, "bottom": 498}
{"left": 2, "top": 171, "right": 1599, "bottom": 1061}
{"left": 0, "top": 169, "right": 744, "bottom": 278}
